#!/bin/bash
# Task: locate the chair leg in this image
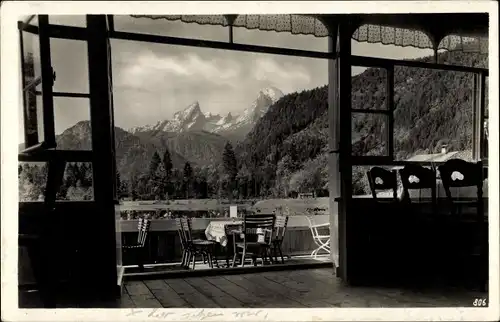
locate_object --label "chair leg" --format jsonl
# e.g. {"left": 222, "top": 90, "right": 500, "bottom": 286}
{"left": 191, "top": 252, "right": 196, "bottom": 270}
{"left": 202, "top": 253, "right": 206, "bottom": 264}
{"left": 267, "top": 248, "right": 274, "bottom": 265}
{"left": 273, "top": 244, "right": 279, "bottom": 263}
{"left": 262, "top": 248, "right": 268, "bottom": 265}
{"left": 278, "top": 245, "right": 284, "bottom": 264}
{"left": 232, "top": 251, "right": 238, "bottom": 268}
{"left": 241, "top": 249, "right": 246, "bottom": 267}
{"left": 137, "top": 249, "right": 145, "bottom": 272}
{"left": 186, "top": 251, "right": 192, "bottom": 269}
{"left": 207, "top": 252, "right": 213, "bottom": 268}
{"left": 181, "top": 250, "right": 187, "bottom": 267}
{"left": 252, "top": 255, "right": 257, "bottom": 266}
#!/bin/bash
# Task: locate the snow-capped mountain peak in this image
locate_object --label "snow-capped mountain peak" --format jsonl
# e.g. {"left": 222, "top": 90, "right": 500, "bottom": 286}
{"left": 259, "top": 86, "right": 284, "bottom": 104}
{"left": 130, "top": 87, "right": 284, "bottom": 139}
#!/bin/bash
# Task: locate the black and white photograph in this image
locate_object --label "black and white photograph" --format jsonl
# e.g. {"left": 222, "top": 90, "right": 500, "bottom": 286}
{"left": 1, "top": 1, "right": 498, "bottom": 321}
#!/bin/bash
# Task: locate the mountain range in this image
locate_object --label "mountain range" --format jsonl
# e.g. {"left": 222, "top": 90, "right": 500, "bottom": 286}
{"left": 129, "top": 87, "right": 284, "bottom": 140}
{"left": 23, "top": 86, "right": 285, "bottom": 181}
{"left": 20, "top": 49, "right": 488, "bottom": 197}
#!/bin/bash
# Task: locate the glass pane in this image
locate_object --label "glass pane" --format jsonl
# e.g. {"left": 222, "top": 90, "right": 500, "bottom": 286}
{"left": 18, "top": 162, "right": 48, "bottom": 202}
{"left": 352, "top": 67, "right": 388, "bottom": 110}
{"left": 21, "top": 31, "right": 41, "bottom": 89}
{"left": 440, "top": 49, "right": 488, "bottom": 69}
{"left": 58, "top": 162, "right": 94, "bottom": 201}
{"left": 54, "top": 97, "right": 91, "bottom": 150}
{"left": 484, "top": 76, "right": 488, "bottom": 118}
{"left": 36, "top": 96, "right": 44, "bottom": 143}
{"left": 49, "top": 15, "right": 86, "bottom": 27}
{"left": 18, "top": 161, "right": 94, "bottom": 202}
{"left": 233, "top": 27, "right": 328, "bottom": 52}
{"left": 352, "top": 112, "right": 388, "bottom": 156}
{"left": 51, "top": 39, "right": 89, "bottom": 93}
{"left": 23, "top": 15, "right": 38, "bottom": 26}
{"left": 21, "top": 84, "right": 42, "bottom": 147}
{"left": 482, "top": 77, "right": 488, "bottom": 159}
{"left": 110, "top": 37, "right": 328, "bottom": 213}
{"left": 113, "top": 15, "right": 228, "bottom": 42}
{"left": 393, "top": 66, "right": 473, "bottom": 161}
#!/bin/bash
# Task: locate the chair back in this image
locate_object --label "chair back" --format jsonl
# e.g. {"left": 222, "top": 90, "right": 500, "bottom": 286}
{"left": 180, "top": 217, "right": 194, "bottom": 242}
{"left": 175, "top": 218, "right": 188, "bottom": 250}
{"left": 273, "top": 215, "right": 289, "bottom": 243}
{"left": 399, "top": 164, "right": 437, "bottom": 204}
{"left": 136, "top": 218, "right": 151, "bottom": 247}
{"left": 304, "top": 215, "right": 328, "bottom": 239}
{"left": 367, "top": 167, "right": 398, "bottom": 201}
{"left": 438, "top": 159, "right": 484, "bottom": 215}
{"left": 242, "top": 214, "right": 275, "bottom": 245}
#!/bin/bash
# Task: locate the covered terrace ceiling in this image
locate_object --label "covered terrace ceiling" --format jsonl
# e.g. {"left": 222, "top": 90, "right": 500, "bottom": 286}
{"left": 130, "top": 13, "right": 489, "bottom": 54}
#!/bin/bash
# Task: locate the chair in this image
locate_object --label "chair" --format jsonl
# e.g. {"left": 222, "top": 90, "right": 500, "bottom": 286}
{"left": 438, "top": 159, "right": 486, "bottom": 291}
{"left": 398, "top": 164, "right": 437, "bottom": 273}
{"left": 399, "top": 164, "right": 437, "bottom": 204}
{"left": 181, "top": 217, "right": 218, "bottom": 270}
{"left": 122, "top": 218, "right": 151, "bottom": 272}
{"left": 367, "top": 167, "right": 398, "bottom": 201}
{"left": 438, "top": 159, "right": 484, "bottom": 216}
{"left": 175, "top": 218, "right": 190, "bottom": 268}
{"left": 232, "top": 214, "right": 275, "bottom": 267}
{"left": 272, "top": 215, "right": 289, "bottom": 264}
{"left": 305, "top": 215, "right": 330, "bottom": 259}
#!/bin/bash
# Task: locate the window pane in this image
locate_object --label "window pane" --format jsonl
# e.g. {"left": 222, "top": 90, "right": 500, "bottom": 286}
{"left": 18, "top": 162, "right": 47, "bottom": 202}
{"left": 352, "top": 112, "right": 388, "bottom": 156}
{"left": 110, "top": 37, "right": 328, "bottom": 207}
{"left": 484, "top": 76, "right": 488, "bottom": 118}
{"left": 51, "top": 39, "right": 89, "bottom": 93}
{"left": 21, "top": 31, "right": 41, "bottom": 89}
{"left": 233, "top": 15, "right": 328, "bottom": 52}
{"left": 440, "top": 48, "right": 488, "bottom": 69}
{"left": 25, "top": 15, "right": 38, "bottom": 26}
{"left": 59, "top": 162, "right": 94, "bottom": 201}
{"left": 113, "top": 15, "right": 228, "bottom": 42}
{"left": 18, "top": 161, "right": 94, "bottom": 202}
{"left": 352, "top": 67, "right": 388, "bottom": 110}
{"left": 54, "top": 97, "right": 91, "bottom": 150}
{"left": 49, "top": 15, "right": 86, "bottom": 27}
{"left": 393, "top": 66, "right": 473, "bottom": 162}
{"left": 482, "top": 77, "right": 488, "bottom": 159}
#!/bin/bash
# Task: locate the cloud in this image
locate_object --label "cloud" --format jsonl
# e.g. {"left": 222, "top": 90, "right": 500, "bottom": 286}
{"left": 116, "top": 49, "right": 241, "bottom": 89}
{"left": 252, "top": 57, "right": 311, "bottom": 91}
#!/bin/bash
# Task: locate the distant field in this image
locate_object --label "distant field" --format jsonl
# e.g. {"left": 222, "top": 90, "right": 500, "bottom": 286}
{"left": 118, "top": 197, "right": 330, "bottom": 215}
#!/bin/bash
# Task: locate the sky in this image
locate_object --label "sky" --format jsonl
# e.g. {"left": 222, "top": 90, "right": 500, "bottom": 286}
{"left": 19, "top": 15, "right": 434, "bottom": 143}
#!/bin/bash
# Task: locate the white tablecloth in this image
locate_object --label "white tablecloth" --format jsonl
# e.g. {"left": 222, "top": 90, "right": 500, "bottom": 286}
{"left": 205, "top": 220, "right": 243, "bottom": 247}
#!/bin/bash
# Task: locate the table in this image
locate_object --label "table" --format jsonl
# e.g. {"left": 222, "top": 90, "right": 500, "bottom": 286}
{"left": 205, "top": 220, "right": 243, "bottom": 247}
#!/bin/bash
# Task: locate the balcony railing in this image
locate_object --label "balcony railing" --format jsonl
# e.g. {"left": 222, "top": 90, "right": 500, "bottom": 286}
{"left": 120, "top": 215, "right": 330, "bottom": 268}
{"left": 19, "top": 214, "right": 331, "bottom": 284}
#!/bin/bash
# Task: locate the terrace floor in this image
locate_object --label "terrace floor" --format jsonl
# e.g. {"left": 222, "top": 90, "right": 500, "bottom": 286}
{"left": 124, "top": 255, "right": 332, "bottom": 276}
{"left": 121, "top": 268, "right": 486, "bottom": 308}
{"left": 19, "top": 266, "right": 487, "bottom": 308}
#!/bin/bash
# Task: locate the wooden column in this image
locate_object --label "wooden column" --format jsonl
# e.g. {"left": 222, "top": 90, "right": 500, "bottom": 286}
{"left": 327, "top": 28, "right": 340, "bottom": 270}
{"left": 85, "top": 14, "right": 119, "bottom": 301}
{"left": 337, "top": 19, "right": 353, "bottom": 283}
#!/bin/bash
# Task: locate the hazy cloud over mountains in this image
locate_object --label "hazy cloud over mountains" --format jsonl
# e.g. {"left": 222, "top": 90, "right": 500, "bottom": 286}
{"left": 19, "top": 15, "right": 433, "bottom": 143}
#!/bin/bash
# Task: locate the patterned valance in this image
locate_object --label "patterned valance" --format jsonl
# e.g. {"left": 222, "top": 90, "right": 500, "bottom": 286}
{"left": 130, "top": 14, "right": 489, "bottom": 54}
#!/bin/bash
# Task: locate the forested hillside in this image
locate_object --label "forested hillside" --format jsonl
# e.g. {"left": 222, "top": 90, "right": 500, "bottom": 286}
{"left": 18, "top": 50, "right": 488, "bottom": 201}
{"left": 236, "top": 50, "right": 488, "bottom": 196}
